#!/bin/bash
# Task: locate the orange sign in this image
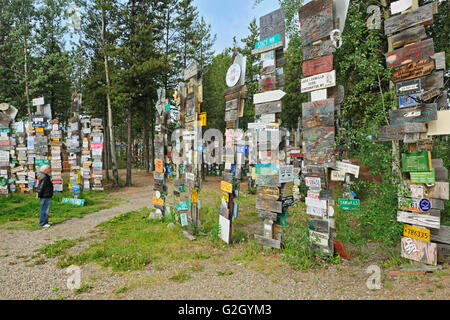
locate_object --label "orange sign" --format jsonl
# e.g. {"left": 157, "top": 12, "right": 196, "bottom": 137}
{"left": 153, "top": 197, "right": 164, "bottom": 206}
{"left": 155, "top": 160, "right": 164, "bottom": 173}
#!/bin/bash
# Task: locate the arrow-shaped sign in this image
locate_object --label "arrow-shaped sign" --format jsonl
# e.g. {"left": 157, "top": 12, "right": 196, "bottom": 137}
{"left": 253, "top": 90, "right": 286, "bottom": 104}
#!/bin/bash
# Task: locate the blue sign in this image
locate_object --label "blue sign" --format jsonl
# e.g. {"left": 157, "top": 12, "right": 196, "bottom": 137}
{"left": 346, "top": 188, "right": 357, "bottom": 198}
{"left": 419, "top": 198, "right": 431, "bottom": 213}
{"left": 399, "top": 93, "right": 421, "bottom": 108}
{"left": 166, "top": 166, "right": 171, "bottom": 174}
{"left": 231, "top": 164, "right": 236, "bottom": 177}
{"left": 72, "top": 185, "right": 80, "bottom": 190}
{"left": 237, "top": 145, "right": 249, "bottom": 154}
{"left": 197, "top": 146, "right": 203, "bottom": 152}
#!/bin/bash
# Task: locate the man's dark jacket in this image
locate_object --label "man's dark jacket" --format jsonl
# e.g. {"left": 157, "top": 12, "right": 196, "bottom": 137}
{"left": 36, "top": 173, "right": 54, "bottom": 199}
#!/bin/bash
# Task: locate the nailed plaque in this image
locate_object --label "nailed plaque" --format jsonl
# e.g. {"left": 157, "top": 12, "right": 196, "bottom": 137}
{"left": 301, "top": 70, "right": 336, "bottom": 93}
{"left": 302, "top": 55, "right": 333, "bottom": 77}
{"left": 391, "top": 58, "right": 435, "bottom": 83}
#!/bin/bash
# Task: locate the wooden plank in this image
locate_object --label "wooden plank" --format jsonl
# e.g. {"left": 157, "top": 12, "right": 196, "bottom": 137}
{"left": 401, "top": 237, "right": 437, "bottom": 266}
{"left": 252, "top": 40, "right": 284, "bottom": 55}
{"left": 378, "top": 123, "right": 427, "bottom": 141}
{"left": 222, "top": 172, "right": 234, "bottom": 184}
{"left": 224, "top": 84, "right": 245, "bottom": 97}
{"left": 391, "top": 25, "right": 427, "bottom": 49}
{"left": 255, "top": 101, "right": 282, "bottom": 116}
{"left": 431, "top": 52, "right": 446, "bottom": 70}
{"left": 421, "top": 71, "right": 444, "bottom": 91}
{"left": 437, "top": 243, "right": 450, "bottom": 263}
{"left": 386, "top": 39, "right": 434, "bottom": 67}
{"left": 184, "top": 63, "right": 198, "bottom": 80}
{"left": 255, "top": 198, "right": 282, "bottom": 213}
{"left": 302, "top": 55, "right": 333, "bottom": 77}
{"left": 384, "top": 3, "right": 435, "bottom": 35}
{"left": 253, "top": 90, "right": 286, "bottom": 104}
{"left": 298, "top": 0, "right": 333, "bottom": 20}
{"left": 303, "top": 126, "right": 335, "bottom": 156}
{"left": 391, "top": 58, "right": 435, "bottom": 83}
{"left": 303, "top": 40, "right": 336, "bottom": 61}
{"left": 309, "top": 230, "right": 329, "bottom": 247}
{"left": 258, "top": 75, "right": 285, "bottom": 92}
{"left": 404, "top": 224, "right": 430, "bottom": 242}
{"left": 435, "top": 166, "right": 448, "bottom": 182}
{"left": 426, "top": 182, "right": 449, "bottom": 200}
{"left": 260, "top": 8, "right": 286, "bottom": 43}
{"left": 255, "top": 174, "right": 280, "bottom": 187}
{"left": 301, "top": 70, "right": 336, "bottom": 93}
{"left": 397, "top": 211, "right": 440, "bottom": 229}
{"left": 431, "top": 226, "right": 450, "bottom": 245}
{"left": 308, "top": 218, "right": 329, "bottom": 233}
{"left": 302, "top": 99, "right": 334, "bottom": 129}
{"left": 258, "top": 209, "right": 278, "bottom": 221}
{"left": 254, "top": 234, "right": 281, "bottom": 249}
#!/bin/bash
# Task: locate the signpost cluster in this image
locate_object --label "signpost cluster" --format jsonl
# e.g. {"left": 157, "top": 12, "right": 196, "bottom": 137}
{"left": 299, "top": 0, "right": 349, "bottom": 255}
{"left": 250, "top": 8, "right": 292, "bottom": 249}
{"left": 380, "top": 0, "right": 449, "bottom": 265}
{"left": 218, "top": 50, "right": 248, "bottom": 244}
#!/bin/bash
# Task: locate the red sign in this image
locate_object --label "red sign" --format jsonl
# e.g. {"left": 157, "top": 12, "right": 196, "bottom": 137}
{"left": 302, "top": 55, "right": 333, "bottom": 77}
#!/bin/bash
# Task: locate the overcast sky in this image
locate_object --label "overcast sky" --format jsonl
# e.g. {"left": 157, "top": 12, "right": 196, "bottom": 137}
{"left": 193, "top": 0, "right": 281, "bottom": 54}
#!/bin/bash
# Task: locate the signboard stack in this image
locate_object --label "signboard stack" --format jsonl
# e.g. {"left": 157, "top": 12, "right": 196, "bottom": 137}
{"left": 251, "top": 8, "right": 290, "bottom": 249}
{"left": 298, "top": 0, "right": 349, "bottom": 255}
{"left": 382, "top": 1, "right": 449, "bottom": 265}
{"left": 49, "top": 119, "right": 63, "bottom": 192}
{"left": 90, "top": 118, "right": 104, "bottom": 191}
{"left": 0, "top": 127, "right": 10, "bottom": 196}
{"left": 67, "top": 92, "right": 82, "bottom": 198}
{"left": 219, "top": 50, "right": 247, "bottom": 244}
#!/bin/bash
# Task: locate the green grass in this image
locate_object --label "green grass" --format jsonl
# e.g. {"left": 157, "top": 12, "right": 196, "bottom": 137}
{"left": 40, "top": 238, "right": 86, "bottom": 258}
{"left": 0, "top": 191, "right": 120, "bottom": 230}
{"left": 56, "top": 208, "right": 214, "bottom": 271}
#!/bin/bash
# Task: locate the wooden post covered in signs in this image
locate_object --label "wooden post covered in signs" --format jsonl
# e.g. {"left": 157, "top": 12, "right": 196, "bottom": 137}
{"left": 251, "top": 8, "right": 291, "bottom": 249}
{"left": 219, "top": 48, "right": 247, "bottom": 244}
{"left": 298, "top": 0, "right": 350, "bottom": 256}
{"left": 152, "top": 88, "right": 171, "bottom": 219}
{"left": 381, "top": 0, "right": 448, "bottom": 265}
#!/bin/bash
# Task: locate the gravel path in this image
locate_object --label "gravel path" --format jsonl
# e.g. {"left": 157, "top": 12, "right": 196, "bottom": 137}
{"left": 0, "top": 170, "right": 449, "bottom": 300}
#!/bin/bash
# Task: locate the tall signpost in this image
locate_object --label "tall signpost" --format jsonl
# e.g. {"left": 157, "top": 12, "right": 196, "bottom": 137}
{"left": 219, "top": 50, "right": 247, "bottom": 244}
{"left": 251, "top": 8, "right": 291, "bottom": 249}
{"left": 380, "top": 0, "right": 449, "bottom": 265}
{"left": 298, "top": 0, "right": 349, "bottom": 255}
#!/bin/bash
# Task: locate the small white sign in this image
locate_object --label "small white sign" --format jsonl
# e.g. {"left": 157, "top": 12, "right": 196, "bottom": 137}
{"left": 226, "top": 63, "right": 241, "bottom": 88}
{"left": 390, "top": 0, "right": 412, "bottom": 15}
{"left": 32, "top": 97, "right": 44, "bottom": 106}
{"left": 301, "top": 70, "right": 336, "bottom": 93}
{"left": 279, "top": 165, "right": 294, "bottom": 183}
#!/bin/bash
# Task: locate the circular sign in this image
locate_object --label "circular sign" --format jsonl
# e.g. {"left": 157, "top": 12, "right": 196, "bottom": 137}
{"left": 226, "top": 63, "right": 241, "bottom": 88}
{"left": 419, "top": 198, "right": 431, "bottom": 213}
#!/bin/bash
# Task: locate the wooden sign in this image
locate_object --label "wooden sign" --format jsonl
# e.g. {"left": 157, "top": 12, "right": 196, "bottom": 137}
{"left": 303, "top": 126, "right": 335, "bottom": 155}
{"left": 401, "top": 237, "right": 437, "bottom": 266}
{"left": 391, "top": 25, "right": 427, "bottom": 50}
{"left": 155, "top": 159, "right": 164, "bottom": 173}
{"left": 384, "top": 2, "right": 435, "bottom": 35}
{"left": 279, "top": 165, "right": 294, "bottom": 183}
{"left": 386, "top": 39, "right": 434, "bottom": 67}
{"left": 378, "top": 123, "right": 427, "bottom": 141}
{"left": 397, "top": 211, "right": 440, "bottom": 229}
{"left": 309, "top": 230, "right": 329, "bottom": 247}
{"left": 335, "top": 161, "right": 360, "bottom": 178}
{"left": 255, "top": 101, "right": 282, "bottom": 116}
{"left": 311, "top": 89, "right": 327, "bottom": 102}
{"left": 184, "top": 63, "right": 198, "bottom": 80}
{"left": 422, "top": 71, "right": 444, "bottom": 91}
{"left": 256, "top": 198, "right": 282, "bottom": 213}
{"left": 308, "top": 218, "right": 329, "bottom": 233}
{"left": 331, "top": 170, "right": 345, "bottom": 181}
{"left": 396, "top": 79, "right": 421, "bottom": 96}
{"left": 302, "top": 55, "right": 333, "bottom": 77}
{"left": 255, "top": 235, "right": 281, "bottom": 249}
{"left": 253, "top": 90, "right": 286, "bottom": 104}
{"left": 221, "top": 181, "right": 233, "bottom": 194}
{"left": 303, "top": 40, "right": 336, "bottom": 61}
{"left": 426, "top": 182, "right": 449, "bottom": 200}
{"left": 258, "top": 209, "right": 278, "bottom": 222}
{"left": 401, "top": 152, "right": 432, "bottom": 173}
{"left": 301, "top": 70, "right": 336, "bottom": 93}
{"left": 305, "top": 197, "right": 327, "bottom": 210}
{"left": 431, "top": 226, "right": 450, "bottom": 245}
{"left": 258, "top": 76, "right": 276, "bottom": 92}
{"left": 260, "top": 8, "right": 285, "bottom": 43}
{"left": 391, "top": 58, "right": 435, "bottom": 83}
{"left": 410, "top": 169, "right": 435, "bottom": 184}
{"left": 404, "top": 224, "right": 430, "bottom": 242}
{"left": 225, "top": 109, "right": 238, "bottom": 122}
{"left": 302, "top": 99, "right": 334, "bottom": 128}
{"left": 427, "top": 110, "right": 450, "bottom": 136}
{"left": 417, "top": 139, "right": 433, "bottom": 152}
{"left": 298, "top": 0, "right": 334, "bottom": 46}
{"left": 256, "top": 174, "right": 279, "bottom": 188}
{"left": 307, "top": 206, "right": 326, "bottom": 217}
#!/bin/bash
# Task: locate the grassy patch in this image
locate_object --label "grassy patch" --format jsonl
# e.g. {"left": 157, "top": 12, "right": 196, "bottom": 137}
{"left": 74, "top": 283, "right": 93, "bottom": 294}
{"left": 40, "top": 238, "right": 86, "bottom": 258}
{"left": 56, "top": 208, "right": 214, "bottom": 271}
{"left": 168, "top": 269, "right": 191, "bottom": 283}
{"left": 0, "top": 191, "right": 120, "bottom": 230}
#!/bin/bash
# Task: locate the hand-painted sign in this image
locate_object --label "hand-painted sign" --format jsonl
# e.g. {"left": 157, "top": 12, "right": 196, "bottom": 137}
{"left": 305, "top": 177, "right": 321, "bottom": 189}
{"left": 338, "top": 198, "right": 360, "bottom": 211}
{"left": 62, "top": 198, "right": 85, "bottom": 206}
{"left": 386, "top": 39, "right": 434, "bottom": 67}
{"left": 378, "top": 123, "right": 427, "bottom": 141}
{"left": 397, "top": 211, "right": 440, "bottom": 229}
{"left": 176, "top": 201, "right": 190, "bottom": 211}
{"left": 401, "top": 237, "right": 437, "bottom": 266}
{"left": 404, "top": 224, "right": 430, "bottom": 242}
{"left": 302, "top": 99, "right": 334, "bottom": 128}
{"left": 298, "top": 0, "right": 334, "bottom": 46}
{"left": 301, "top": 70, "right": 336, "bottom": 93}
{"left": 331, "top": 170, "right": 346, "bottom": 181}
{"left": 335, "top": 161, "right": 360, "bottom": 178}
{"left": 303, "top": 40, "right": 336, "bottom": 61}
{"left": 398, "top": 93, "right": 421, "bottom": 108}
{"left": 309, "top": 230, "right": 329, "bottom": 247}
{"left": 260, "top": 7, "right": 285, "bottom": 43}
{"left": 279, "top": 165, "right": 294, "bottom": 183}
{"left": 302, "top": 55, "right": 333, "bottom": 77}
{"left": 384, "top": 3, "right": 435, "bottom": 35}
{"left": 391, "top": 25, "right": 427, "bottom": 50}
{"left": 396, "top": 79, "right": 421, "bottom": 96}
{"left": 255, "top": 101, "right": 282, "bottom": 116}
{"left": 402, "top": 152, "right": 432, "bottom": 173}
{"left": 221, "top": 181, "right": 233, "bottom": 194}
{"left": 391, "top": 58, "right": 435, "bottom": 83}
{"left": 32, "top": 97, "right": 44, "bottom": 106}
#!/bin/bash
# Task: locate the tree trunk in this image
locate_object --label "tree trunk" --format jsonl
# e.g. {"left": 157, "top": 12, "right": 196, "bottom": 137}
{"left": 126, "top": 103, "right": 133, "bottom": 186}
{"left": 103, "top": 102, "right": 110, "bottom": 181}
{"left": 143, "top": 103, "right": 149, "bottom": 173}
{"left": 23, "top": 36, "right": 31, "bottom": 121}
{"left": 101, "top": 7, "right": 119, "bottom": 186}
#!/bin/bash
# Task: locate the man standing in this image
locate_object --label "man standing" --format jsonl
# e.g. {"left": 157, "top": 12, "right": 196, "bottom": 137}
{"left": 36, "top": 165, "right": 53, "bottom": 228}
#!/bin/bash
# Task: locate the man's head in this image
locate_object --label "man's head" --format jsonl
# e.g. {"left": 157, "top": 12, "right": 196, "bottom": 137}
{"left": 40, "top": 165, "right": 50, "bottom": 175}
